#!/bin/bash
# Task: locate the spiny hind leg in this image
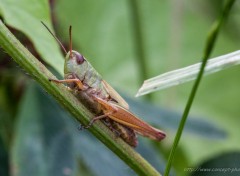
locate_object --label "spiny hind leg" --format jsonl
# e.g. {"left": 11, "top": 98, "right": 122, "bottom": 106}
{"left": 78, "top": 96, "right": 119, "bottom": 130}
{"left": 78, "top": 111, "right": 115, "bottom": 130}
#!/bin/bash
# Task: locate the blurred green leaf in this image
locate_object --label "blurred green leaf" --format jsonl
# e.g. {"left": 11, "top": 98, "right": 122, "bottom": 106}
{"left": 0, "top": 0, "right": 64, "bottom": 74}
{"left": 191, "top": 151, "right": 240, "bottom": 176}
{"left": 70, "top": 127, "right": 136, "bottom": 176}
{"left": 11, "top": 83, "right": 77, "bottom": 176}
{"left": 0, "top": 138, "right": 9, "bottom": 176}
{"left": 71, "top": 128, "right": 169, "bottom": 176}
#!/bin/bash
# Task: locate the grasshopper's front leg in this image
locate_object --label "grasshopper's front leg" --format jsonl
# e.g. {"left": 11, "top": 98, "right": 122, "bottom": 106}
{"left": 49, "top": 78, "right": 86, "bottom": 90}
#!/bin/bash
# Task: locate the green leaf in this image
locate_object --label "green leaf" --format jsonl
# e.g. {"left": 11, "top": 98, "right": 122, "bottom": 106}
{"left": 72, "top": 133, "right": 168, "bottom": 176}
{"left": 11, "top": 83, "right": 77, "bottom": 176}
{"left": 0, "top": 0, "right": 64, "bottom": 74}
{"left": 0, "top": 138, "right": 9, "bottom": 176}
{"left": 191, "top": 151, "right": 240, "bottom": 176}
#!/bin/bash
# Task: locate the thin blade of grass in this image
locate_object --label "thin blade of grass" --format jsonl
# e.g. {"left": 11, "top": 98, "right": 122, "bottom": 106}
{"left": 164, "top": 0, "right": 236, "bottom": 175}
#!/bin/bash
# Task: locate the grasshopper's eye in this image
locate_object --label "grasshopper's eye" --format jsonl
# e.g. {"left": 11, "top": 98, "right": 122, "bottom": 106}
{"left": 76, "top": 53, "right": 85, "bottom": 64}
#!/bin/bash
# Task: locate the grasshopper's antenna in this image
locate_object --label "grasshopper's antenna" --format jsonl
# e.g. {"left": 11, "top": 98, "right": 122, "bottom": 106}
{"left": 41, "top": 21, "right": 67, "bottom": 54}
{"left": 69, "top": 25, "right": 72, "bottom": 57}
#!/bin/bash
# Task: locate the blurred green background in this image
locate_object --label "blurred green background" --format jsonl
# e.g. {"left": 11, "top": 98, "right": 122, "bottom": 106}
{"left": 0, "top": 0, "right": 240, "bottom": 175}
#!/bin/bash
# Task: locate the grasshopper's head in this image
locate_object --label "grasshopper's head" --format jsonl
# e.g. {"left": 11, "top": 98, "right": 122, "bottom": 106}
{"left": 63, "top": 26, "right": 90, "bottom": 80}
{"left": 41, "top": 22, "right": 90, "bottom": 80}
{"left": 64, "top": 50, "right": 89, "bottom": 80}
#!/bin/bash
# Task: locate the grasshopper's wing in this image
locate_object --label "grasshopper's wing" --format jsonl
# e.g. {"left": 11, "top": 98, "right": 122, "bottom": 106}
{"left": 102, "top": 80, "right": 129, "bottom": 109}
{"left": 93, "top": 96, "right": 166, "bottom": 141}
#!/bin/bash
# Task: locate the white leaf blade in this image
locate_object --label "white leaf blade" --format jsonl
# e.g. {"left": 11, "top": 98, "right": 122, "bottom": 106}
{"left": 136, "top": 50, "right": 240, "bottom": 97}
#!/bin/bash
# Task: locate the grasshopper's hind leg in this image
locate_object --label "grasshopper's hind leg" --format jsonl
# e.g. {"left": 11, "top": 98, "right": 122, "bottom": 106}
{"left": 78, "top": 95, "right": 119, "bottom": 130}
{"left": 78, "top": 111, "right": 116, "bottom": 130}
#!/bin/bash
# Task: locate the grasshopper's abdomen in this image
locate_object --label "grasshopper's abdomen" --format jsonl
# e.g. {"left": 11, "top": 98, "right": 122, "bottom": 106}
{"left": 102, "top": 118, "right": 138, "bottom": 147}
{"left": 110, "top": 121, "right": 138, "bottom": 147}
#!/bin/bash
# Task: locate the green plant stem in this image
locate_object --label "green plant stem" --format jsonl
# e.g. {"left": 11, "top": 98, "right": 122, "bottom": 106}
{"left": 128, "top": 0, "right": 152, "bottom": 101}
{"left": 0, "top": 20, "right": 161, "bottom": 176}
{"left": 164, "top": 1, "right": 236, "bottom": 175}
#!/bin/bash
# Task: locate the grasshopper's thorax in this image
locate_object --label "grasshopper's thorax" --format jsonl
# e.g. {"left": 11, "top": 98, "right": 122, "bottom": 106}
{"left": 64, "top": 51, "right": 109, "bottom": 97}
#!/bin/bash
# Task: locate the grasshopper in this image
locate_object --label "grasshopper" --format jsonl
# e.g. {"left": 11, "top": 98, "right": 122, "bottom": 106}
{"left": 42, "top": 22, "right": 166, "bottom": 147}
